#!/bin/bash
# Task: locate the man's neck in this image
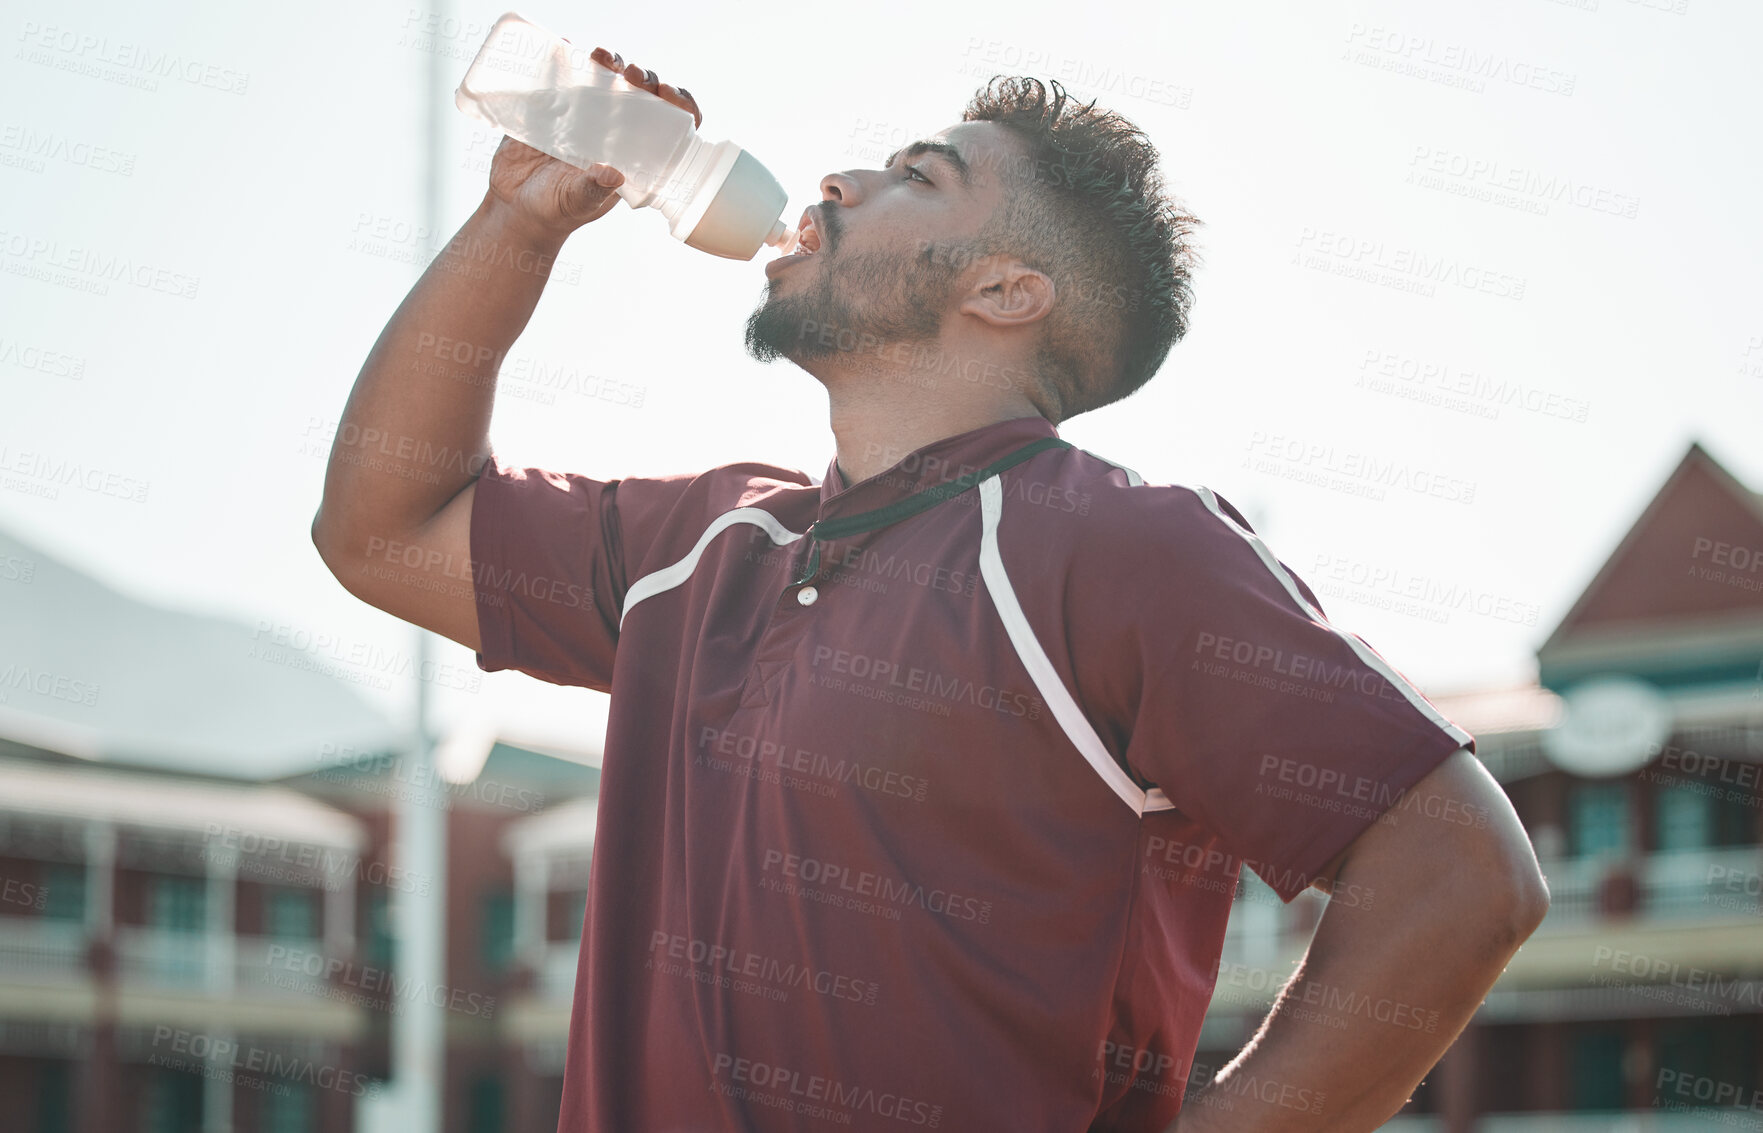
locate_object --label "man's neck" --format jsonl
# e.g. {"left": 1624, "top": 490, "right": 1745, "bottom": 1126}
{"left": 828, "top": 395, "right": 1045, "bottom": 485}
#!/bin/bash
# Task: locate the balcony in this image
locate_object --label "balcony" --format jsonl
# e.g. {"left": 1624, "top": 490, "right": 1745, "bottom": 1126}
{"left": 0, "top": 915, "right": 86, "bottom": 981}
{"left": 1540, "top": 846, "right": 1763, "bottom": 926}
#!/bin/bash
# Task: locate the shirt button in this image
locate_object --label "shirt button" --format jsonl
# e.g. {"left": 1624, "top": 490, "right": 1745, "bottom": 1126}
{"left": 797, "top": 586, "right": 819, "bottom": 606}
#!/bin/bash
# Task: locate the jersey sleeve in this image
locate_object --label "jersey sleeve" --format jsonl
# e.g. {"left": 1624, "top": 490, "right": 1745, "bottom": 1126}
{"left": 468, "top": 455, "right": 694, "bottom": 692}
{"left": 1122, "top": 486, "right": 1476, "bottom": 902}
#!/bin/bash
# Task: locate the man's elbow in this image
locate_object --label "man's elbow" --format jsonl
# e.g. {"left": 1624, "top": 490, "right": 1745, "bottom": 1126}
{"left": 310, "top": 505, "right": 366, "bottom": 586}
{"left": 1479, "top": 842, "right": 1551, "bottom": 952}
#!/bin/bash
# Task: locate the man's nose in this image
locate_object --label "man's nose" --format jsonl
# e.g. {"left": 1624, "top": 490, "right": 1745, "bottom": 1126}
{"left": 820, "top": 171, "right": 862, "bottom": 205}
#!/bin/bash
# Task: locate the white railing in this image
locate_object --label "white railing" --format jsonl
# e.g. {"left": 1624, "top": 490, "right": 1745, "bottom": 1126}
{"left": 1540, "top": 846, "right": 1763, "bottom": 927}
{"left": 115, "top": 926, "right": 213, "bottom": 988}
{"left": 1643, "top": 847, "right": 1762, "bottom": 918}
{"left": 1380, "top": 1110, "right": 1731, "bottom": 1131}
{"left": 233, "top": 934, "right": 330, "bottom": 998}
{"left": 1477, "top": 1111, "right": 1730, "bottom": 1132}
{"left": 0, "top": 915, "right": 86, "bottom": 980}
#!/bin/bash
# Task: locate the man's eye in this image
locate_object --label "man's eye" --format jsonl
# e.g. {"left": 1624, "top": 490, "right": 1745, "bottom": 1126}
{"left": 904, "top": 164, "right": 930, "bottom": 184}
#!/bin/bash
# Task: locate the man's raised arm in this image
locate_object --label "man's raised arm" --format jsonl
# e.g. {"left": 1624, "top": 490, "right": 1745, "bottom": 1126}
{"left": 309, "top": 50, "right": 700, "bottom": 650}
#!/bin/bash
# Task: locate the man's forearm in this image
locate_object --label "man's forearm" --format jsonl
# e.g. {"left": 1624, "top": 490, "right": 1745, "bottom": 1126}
{"left": 312, "top": 193, "right": 570, "bottom": 555}
{"left": 1177, "top": 893, "right": 1524, "bottom": 1129}
{"left": 1174, "top": 753, "right": 1549, "bottom": 1131}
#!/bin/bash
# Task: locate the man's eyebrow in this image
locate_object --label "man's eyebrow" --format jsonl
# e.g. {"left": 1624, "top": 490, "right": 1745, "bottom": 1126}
{"left": 881, "top": 140, "right": 973, "bottom": 189}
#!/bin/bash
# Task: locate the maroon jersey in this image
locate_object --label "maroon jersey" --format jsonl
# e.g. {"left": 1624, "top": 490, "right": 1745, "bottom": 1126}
{"left": 470, "top": 414, "right": 1473, "bottom": 1131}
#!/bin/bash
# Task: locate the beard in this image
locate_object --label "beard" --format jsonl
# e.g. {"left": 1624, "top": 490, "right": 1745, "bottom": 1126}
{"left": 743, "top": 241, "right": 961, "bottom": 371}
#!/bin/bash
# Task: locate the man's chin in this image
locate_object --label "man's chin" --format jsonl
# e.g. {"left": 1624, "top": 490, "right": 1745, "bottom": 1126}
{"left": 743, "top": 295, "right": 826, "bottom": 367}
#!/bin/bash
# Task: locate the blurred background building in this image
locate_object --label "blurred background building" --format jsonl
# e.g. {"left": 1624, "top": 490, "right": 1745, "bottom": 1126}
{"left": 2, "top": 438, "right": 1759, "bottom": 1131}
{"left": 1197, "top": 440, "right": 1763, "bottom": 1131}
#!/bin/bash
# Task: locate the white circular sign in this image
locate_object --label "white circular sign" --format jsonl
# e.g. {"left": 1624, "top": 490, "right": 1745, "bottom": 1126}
{"left": 1541, "top": 676, "right": 1673, "bottom": 778}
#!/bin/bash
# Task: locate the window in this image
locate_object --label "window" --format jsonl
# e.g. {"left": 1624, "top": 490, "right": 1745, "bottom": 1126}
{"left": 149, "top": 877, "right": 205, "bottom": 933}
{"left": 1568, "top": 1028, "right": 1626, "bottom": 1110}
{"left": 1655, "top": 783, "right": 1713, "bottom": 851}
{"left": 36, "top": 1058, "right": 71, "bottom": 1133}
{"left": 366, "top": 889, "right": 394, "bottom": 970}
{"left": 565, "top": 890, "right": 587, "bottom": 942}
{"left": 481, "top": 891, "right": 515, "bottom": 974}
{"left": 468, "top": 1075, "right": 504, "bottom": 1133}
{"left": 265, "top": 888, "right": 318, "bottom": 940}
{"left": 262, "top": 1083, "right": 313, "bottom": 1133}
{"left": 141, "top": 1068, "right": 203, "bottom": 1133}
{"left": 1568, "top": 783, "right": 1631, "bottom": 858}
{"left": 39, "top": 865, "right": 85, "bottom": 922}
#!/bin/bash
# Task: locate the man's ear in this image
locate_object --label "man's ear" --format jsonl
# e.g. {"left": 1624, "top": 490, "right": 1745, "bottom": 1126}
{"left": 956, "top": 260, "right": 1056, "bottom": 329}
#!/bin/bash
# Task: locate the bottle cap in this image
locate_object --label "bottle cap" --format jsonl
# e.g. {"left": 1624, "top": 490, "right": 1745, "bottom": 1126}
{"left": 675, "top": 146, "right": 791, "bottom": 261}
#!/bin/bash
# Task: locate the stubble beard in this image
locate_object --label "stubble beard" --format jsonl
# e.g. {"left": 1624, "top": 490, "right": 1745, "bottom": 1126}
{"left": 742, "top": 246, "right": 960, "bottom": 374}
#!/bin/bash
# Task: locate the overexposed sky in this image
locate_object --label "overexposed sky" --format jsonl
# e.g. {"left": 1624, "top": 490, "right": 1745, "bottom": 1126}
{"left": 4, "top": 0, "right": 1760, "bottom": 762}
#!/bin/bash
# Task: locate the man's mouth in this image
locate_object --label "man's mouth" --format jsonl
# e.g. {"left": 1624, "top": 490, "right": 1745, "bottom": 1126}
{"left": 793, "top": 208, "right": 825, "bottom": 256}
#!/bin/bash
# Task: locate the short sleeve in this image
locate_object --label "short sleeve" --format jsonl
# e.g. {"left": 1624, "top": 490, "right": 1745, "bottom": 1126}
{"left": 1123, "top": 487, "right": 1475, "bottom": 901}
{"left": 469, "top": 456, "right": 692, "bottom": 691}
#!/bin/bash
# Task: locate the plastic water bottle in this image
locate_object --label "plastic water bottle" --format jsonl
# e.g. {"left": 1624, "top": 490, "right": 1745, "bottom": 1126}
{"left": 455, "top": 12, "right": 798, "bottom": 260}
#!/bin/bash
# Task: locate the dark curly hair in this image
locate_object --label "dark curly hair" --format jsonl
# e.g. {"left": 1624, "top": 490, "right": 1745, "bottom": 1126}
{"left": 960, "top": 76, "right": 1202, "bottom": 421}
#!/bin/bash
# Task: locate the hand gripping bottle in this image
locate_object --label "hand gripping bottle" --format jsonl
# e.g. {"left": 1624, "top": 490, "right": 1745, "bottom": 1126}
{"left": 455, "top": 12, "right": 798, "bottom": 260}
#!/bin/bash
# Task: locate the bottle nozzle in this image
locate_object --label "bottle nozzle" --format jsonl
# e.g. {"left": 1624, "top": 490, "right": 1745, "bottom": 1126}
{"left": 765, "top": 221, "right": 800, "bottom": 254}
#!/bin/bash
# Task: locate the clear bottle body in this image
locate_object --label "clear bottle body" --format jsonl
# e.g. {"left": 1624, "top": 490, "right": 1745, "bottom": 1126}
{"left": 455, "top": 13, "right": 795, "bottom": 258}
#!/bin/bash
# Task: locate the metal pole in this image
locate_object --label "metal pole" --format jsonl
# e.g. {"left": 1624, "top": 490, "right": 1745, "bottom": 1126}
{"left": 388, "top": 2, "right": 451, "bottom": 1125}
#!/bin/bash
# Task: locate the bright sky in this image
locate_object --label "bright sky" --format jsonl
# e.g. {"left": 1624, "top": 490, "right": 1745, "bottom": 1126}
{"left": 4, "top": 0, "right": 1760, "bottom": 764}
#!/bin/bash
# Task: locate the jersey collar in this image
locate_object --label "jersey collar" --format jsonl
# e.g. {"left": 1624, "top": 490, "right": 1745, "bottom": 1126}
{"left": 817, "top": 414, "right": 1062, "bottom": 513}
